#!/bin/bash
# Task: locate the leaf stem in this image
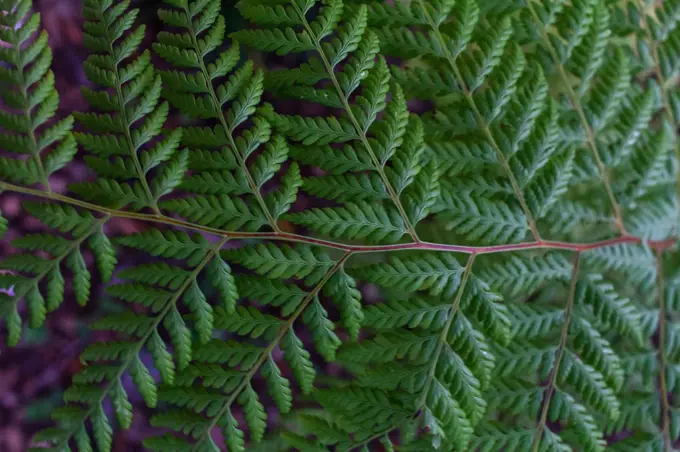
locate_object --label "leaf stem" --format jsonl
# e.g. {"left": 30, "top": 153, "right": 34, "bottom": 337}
{"left": 192, "top": 250, "right": 353, "bottom": 450}
{"left": 0, "top": 181, "right": 676, "bottom": 255}
{"left": 525, "top": 1, "right": 627, "bottom": 235}
{"left": 531, "top": 252, "right": 581, "bottom": 452}
{"left": 290, "top": 1, "right": 420, "bottom": 243}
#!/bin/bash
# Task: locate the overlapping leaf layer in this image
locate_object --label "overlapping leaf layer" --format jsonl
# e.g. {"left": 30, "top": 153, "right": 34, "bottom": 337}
{"left": 0, "top": 0, "right": 679, "bottom": 450}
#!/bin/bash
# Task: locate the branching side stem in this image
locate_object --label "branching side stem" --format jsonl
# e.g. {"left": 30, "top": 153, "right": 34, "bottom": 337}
{"left": 5, "top": 216, "right": 109, "bottom": 330}
{"left": 95, "top": 3, "right": 161, "bottom": 215}
{"left": 348, "top": 254, "right": 478, "bottom": 451}
{"left": 417, "top": 253, "right": 477, "bottom": 407}
{"left": 1, "top": 181, "right": 675, "bottom": 255}
{"left": 638, "top": 2, "right": 680, "bottom": 231}
{"left": 531, "top": 252, "right": 581, "bottom": 452}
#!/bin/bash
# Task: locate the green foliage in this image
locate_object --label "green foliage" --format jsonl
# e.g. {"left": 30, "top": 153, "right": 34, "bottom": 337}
{"left": 0, "top": 0, "right": 75, "bottom": 188}
{"left": 0, "top": 202, "right": 113, "bottom": 345}
{"left": 154, "top": 0, "right": 296, "bottom": 231}
{"left": 0, "top": 0, "right": 679, "bottom": 450}
{"left": 70, "top": 0, "right": 182, "bottom": 212}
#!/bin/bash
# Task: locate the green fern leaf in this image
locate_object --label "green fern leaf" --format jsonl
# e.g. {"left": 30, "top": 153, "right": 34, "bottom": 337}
{"left": 165, "top": 307, "right": 193, "bottom": 371}
{"left": 117, "top": 263, "right": 191, "bottom": 290}
{"left": 92, "top": 404, "right": 113, "bottom": 452}
{"left": 0, "top": 1, "right": 74, "bottom": 190}
{"left": 183, "top": 281, "right": 213, "bottom": 344}
{"left": 130, "top": 355, "right": 158, "bottom": 408}
{"left": 225, "top": 243, "right": 335, "bottom": 284}
{"left": 434, "top": 193, "right": 528, "bottom": 244}
{"left": 287, "top": 202, "right": 407, "bottom": 243}
{"left": 218, "top": 306, "right": 282, "bottom": 340}
{"left": 282, "top": 329, "right": 316, "bottom": 394}
{"left": 222, "top": 407, "right": 246, "bottom": 452}
{"left": 206, "top": 255, "right": 238, "bottom": 314}
{"left": 304, "top": 296, "right": 341, "bottom": 361}
{"left": 239, "top": 383, "right": 267, "bottom": 442}
{"left": 262, "top": 355, "right": 294, "bottom": 413}
{"left": 324, "top": 269, "right": 363, "bottom": 341}
{"left": 117, "top": 229, "right": 209, "bottom": 266}
{"left": 576, "top": 274, "right": 644, "bottom": 346}
{"left": 264, "top": 109, "right": 358, "bottom": 145}
{"left": 358, "top": 253, "right": 463, "bottom": 297}
{"left": 150, "top": 329, "right": 175, "bottom": 385}
{"left": 237, "top": 275, "right": 307, "bottom": 317}
{"left": 75, "top": 0, "right": 181, "bottom": 211}
{"left": 3, "top": 0, "right": 679, "bottom": 450}
{"left": 302, "top": 173, "right": 388, "bottom": 203}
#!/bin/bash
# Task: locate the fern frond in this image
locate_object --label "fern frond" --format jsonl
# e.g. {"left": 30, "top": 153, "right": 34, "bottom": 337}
{"left": 366, "top": 0, "right": 580, "bottom": 243}
{"left": 236, "top": 0, "right": 426, "bottom": 242}
{"left": 143, "top": 244, "right": 350, "bottom": 450}
{"left": 518, "top": 0, "right": 658, "bottom": 235}
{"left": 34, "top": 234, "right": 230, "bottom": 451}
{"left": 0, "top": 202, "right": 112, "bottom": 345}
{"left": 0, "top": 0, "right": 74, "bottom": 189}
{"left": 327, "top": 253, "right": 508, "bottom": 449}
{"left": 3, "top": 0, "right": 678, "bottom": 450}
{"left": 71, "top": 0, "right": 181, "bottom": 213}
{"left": 155, "top": 0, "right": 283, "bottom": 232}
{"left": 475, "top": 254, "right": 619, "bottom": 451}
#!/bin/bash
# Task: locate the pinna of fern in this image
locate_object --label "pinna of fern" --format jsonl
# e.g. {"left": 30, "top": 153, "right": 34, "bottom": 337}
{"left": 603, "top": 4, "right": 680, "bottom": 446}
{"left": 0, "top": 202, "right": 115, "bottom": 347}
{"left": 470, "top": 252, "right": 649, "bottom": 452}
{"left": 234, "top": 0, "right": 440, "bottom": 244}
{"left": 153, "top": 0, "right": 300, "bottom": 232}
{"left": 577, "top": 248, "right": 680, "bottom": 452}
{"left": 618, "top": 0, "right": 680, "bottom": 241}
{"left": 0, "top": 0, "right": 117, "bottom": 349}
{"left": 356, "top": 0, "right": 577, "bottom": 245}
{"left": 69, "top": 0, "right": 186, "bottom": 214}
{"left": 0, "top": 0, "right": 76, "bottom": 191}
{"left": 140, "top": 242, "right": 359, "bottom": 451}
{"left": 513, "top": 0, "right": 679, "bottom": 241}
{"left": 31, "top": 228, "right": 240, "bottom": 451}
